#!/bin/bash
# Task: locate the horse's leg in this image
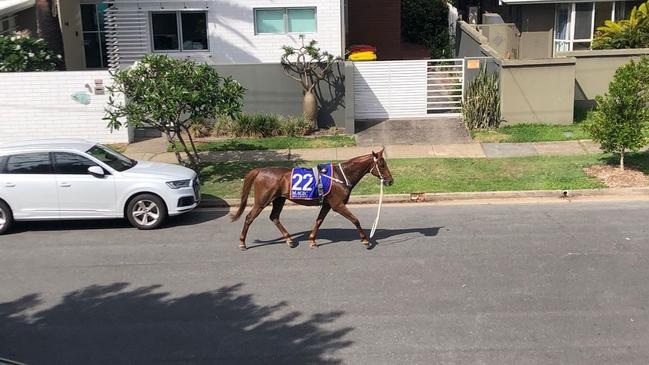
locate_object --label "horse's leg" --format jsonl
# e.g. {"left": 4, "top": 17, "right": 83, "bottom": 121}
{"left": 331, "top": 203, "right": 371, "bottom": 249}
{"left": 239, "top": 204, "right": 264, "bottom": 251}
{"left": 308, "top": 204, "right": 331, "bottom": 248}
{"left": 269, "top": 197, "right": 294, "bottom": 248}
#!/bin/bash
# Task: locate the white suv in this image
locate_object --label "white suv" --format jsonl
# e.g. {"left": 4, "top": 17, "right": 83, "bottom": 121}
{"left": 0, "top": 139, "right": 200, "bottom": 234}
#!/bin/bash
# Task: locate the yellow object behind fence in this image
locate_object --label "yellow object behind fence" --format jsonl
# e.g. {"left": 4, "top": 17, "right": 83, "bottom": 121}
{"left": 348, "top": 51, "right": 377, "bottom": 61}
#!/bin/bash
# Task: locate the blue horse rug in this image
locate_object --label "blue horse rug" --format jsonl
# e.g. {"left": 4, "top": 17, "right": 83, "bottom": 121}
{"left": 290, "top": 163, "right": 334, "bottom": 200}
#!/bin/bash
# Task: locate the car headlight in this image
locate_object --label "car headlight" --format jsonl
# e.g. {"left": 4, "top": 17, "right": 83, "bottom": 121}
{"left": 166, "top": 179, "right": 191, "bottom": 189}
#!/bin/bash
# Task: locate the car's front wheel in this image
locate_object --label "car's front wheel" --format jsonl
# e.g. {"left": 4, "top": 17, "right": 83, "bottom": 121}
{"left": 126, "top": 194, "right": 167, "bottom": 230}
{"left": 0, "top": 200, "right": 14, "bottom": 235}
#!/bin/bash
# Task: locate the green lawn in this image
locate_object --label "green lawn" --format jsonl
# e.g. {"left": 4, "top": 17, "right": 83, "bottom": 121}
{"left": 471, "top": 123, "right": 590, "bottom": 143}
{"left": 182, "top": 135, "right": 356, "bottom": 152}
{"left": 198, "top": 154, "right": 627, "bottom": 199}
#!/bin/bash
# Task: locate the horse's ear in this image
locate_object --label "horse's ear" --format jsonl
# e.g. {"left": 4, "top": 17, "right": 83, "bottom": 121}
{"left": 371, "top": 150, "right": 378, "bottom": 159}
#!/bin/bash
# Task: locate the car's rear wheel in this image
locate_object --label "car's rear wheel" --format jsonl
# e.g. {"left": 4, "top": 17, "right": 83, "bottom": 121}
{"left": 0, "top": 200, "right": 14, "bottom": 235}
{"left": 126, "top": 194, "right": 167, "bottom": 230}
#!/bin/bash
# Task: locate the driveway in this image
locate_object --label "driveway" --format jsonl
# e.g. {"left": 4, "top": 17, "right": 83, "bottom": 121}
{"left": 355, "top": 117, "right": 472, "bottom": 146}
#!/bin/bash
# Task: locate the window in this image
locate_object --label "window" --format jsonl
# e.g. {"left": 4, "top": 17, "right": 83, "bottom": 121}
{"left": 81, "top": 3, "right": 110, "bottom": 69}
{"left": 86, "top": 145, "right": 136, "bottom": 172}
{"left": 553, "top": 1, "right": 632, "bottom": 54}
{"left": 53, "top": 153, "right": 99, "bottom": 175}
{"left": 254, "top": 8, "right": 316, "bottom": 34}
{"left": 151, "top": 11, "right": 208, "bottom": 52}
{"left": 5, "top": 153, "right": 51, "bottom": 174}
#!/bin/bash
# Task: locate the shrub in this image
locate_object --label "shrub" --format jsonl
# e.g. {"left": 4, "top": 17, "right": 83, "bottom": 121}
{"left": 462, "top": 67, "right": 501, "bottom": 130}
{"left": 401, "top": 0, "right": 453, "bottom": 58}
{"left": 0, "top": 31, "right": 62, "bottom": 72}
{"left": 583, "top": 57, "right": 649, "bottom": 170}
{"left": 105, "top": 54, "right": 245, "bottom": 168}
{"left": 592, "top": 1, "right": 649, "bottom": 50}
{"left": 211, "top": 114, "right": 310, "bottom": 138}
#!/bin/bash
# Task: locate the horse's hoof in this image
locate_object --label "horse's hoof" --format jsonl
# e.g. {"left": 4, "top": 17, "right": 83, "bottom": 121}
{"left": 287, "top": 241, "right": 297, "bottom": 248}
{"left": 239, "top": 245, "right": 247, "bottom": 251}
{"left": 309, "top": 241, "right": 318, "bottom": 249}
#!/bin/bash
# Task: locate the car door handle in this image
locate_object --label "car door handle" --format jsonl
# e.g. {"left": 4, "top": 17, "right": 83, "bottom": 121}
{"left": 59, "top": 182, "right": 71, "bottom": 188}
{"left": 4, "top": 182, "right": 15, "bottom": 188}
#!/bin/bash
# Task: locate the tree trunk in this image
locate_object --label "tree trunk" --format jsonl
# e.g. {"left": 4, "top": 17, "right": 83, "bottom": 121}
{"left": 165, "top": 130, "right": 183, "bottom": 165}
{"left": 36, "top": 0, "right": 65, "bottom": 70}
{"left": 303, "top": 89, "right": 318, "bottom": 129}
{"left": 183, "top": 125, "right": 201, "bottom": 166}
{"left": 620, "top": 149, "right": 625, "bottom": 171}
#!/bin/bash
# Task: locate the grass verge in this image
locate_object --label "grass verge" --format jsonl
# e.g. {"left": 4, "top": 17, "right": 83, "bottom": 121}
{"left": 471, "top": 123, "right": 590, "bottom": 143}
{"left": 177, "top": 135, "right": 356, "bottom": 152}
{"left": 197, "top": 154, "right": 628, "bottom": 200}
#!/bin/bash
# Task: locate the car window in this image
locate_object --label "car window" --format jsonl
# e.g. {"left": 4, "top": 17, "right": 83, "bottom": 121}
{"left": 53, "top": 152, "right": 100, "bottom": 175}
{"left": 4, "top": 153, "right": 52, "bottom": 174}
{"left": 0, "top": 156, "right": 6, "bottom": 174}
{"left": 86, "top": 144, "right": 136, "bottom": 172}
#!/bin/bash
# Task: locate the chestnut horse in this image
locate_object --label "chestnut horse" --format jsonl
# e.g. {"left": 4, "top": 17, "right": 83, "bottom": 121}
{"left": 231, "top": 149, "right": 394, "bottom": 250}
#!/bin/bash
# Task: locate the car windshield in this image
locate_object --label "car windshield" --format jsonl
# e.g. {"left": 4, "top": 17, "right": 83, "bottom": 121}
{"left": 86, "top": 144, "right": 136, "bottom": 172}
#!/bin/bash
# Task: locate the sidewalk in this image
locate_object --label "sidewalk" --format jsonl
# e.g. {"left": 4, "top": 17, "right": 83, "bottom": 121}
{"left": 124, "top": 138, "right": 603, "bottom": 163}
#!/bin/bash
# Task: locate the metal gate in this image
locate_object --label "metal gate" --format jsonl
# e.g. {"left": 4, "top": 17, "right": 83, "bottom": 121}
{"left": 353, "top": 59, "right": 465, "bottom": 119}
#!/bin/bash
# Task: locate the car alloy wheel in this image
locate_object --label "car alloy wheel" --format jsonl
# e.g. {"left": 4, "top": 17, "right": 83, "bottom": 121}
{"left": 0, "top": 200, "right": 13, "bottom": 235}
{"left": 0, "top": 208, "right": 5, "bottom": 231}
{"left": 132, "top": 200, "right": 160, "bottom": 227}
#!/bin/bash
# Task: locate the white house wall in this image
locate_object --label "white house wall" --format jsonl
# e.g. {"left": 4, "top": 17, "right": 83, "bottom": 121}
{"left": 0, "top": 71, "right": 128, "bottom": 144}
{"left": 107, "top": 0, "right": 343, "bottom": 67}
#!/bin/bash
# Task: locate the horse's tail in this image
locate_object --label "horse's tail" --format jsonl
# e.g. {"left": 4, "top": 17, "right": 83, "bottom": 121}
{"left": 230, "top": 168, "right": 260, "bottom": 222}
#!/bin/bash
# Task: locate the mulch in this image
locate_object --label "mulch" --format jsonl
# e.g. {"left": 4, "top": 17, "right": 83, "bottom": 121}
{"left": 583, "top": 164, "right": 649, "bottom": 188}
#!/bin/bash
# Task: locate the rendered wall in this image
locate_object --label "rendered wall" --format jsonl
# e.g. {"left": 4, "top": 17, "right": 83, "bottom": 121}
{"left": 518, "top": 4, "right": 554, "bottom": 60}
{"left": 0, "top": 71, "right": 128, "bottom": 144}
{"left": 500, "top": 59, "right": 576, "bottom": 124}
{"left": 213, "top": 63, "right": 349, "bottom": 130}
{"left": 559, "top": 49, "right": 649, "bottom": 110}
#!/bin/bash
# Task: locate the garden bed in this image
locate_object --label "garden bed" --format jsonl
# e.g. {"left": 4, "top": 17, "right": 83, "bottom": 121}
{"left": 176, "top": 135, "right": 356, "bottom": 152}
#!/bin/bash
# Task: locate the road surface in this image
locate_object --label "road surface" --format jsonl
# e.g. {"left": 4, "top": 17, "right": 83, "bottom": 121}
{"left": 1, "top": 200, "right": 649, "bottom": 364}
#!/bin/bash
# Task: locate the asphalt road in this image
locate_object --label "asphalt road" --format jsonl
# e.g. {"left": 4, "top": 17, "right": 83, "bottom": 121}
{"left": 2, "top": 200, "right": 649, "bottom": 364}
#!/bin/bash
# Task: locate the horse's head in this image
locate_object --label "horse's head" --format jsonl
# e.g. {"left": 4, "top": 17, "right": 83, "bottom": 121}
{"left": 370, "top": 148, "right": 394, "bottom": 186}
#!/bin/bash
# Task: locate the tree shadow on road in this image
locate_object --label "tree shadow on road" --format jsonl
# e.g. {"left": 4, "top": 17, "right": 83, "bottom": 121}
{"left": 249, "top": 226, "right": 443, "bottom": 250}
{"left": 0, "top": 283, "right": 353, "bottom": 365}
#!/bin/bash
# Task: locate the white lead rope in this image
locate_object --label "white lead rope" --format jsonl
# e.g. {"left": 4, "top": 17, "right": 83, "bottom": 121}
{"left": 370, "top": 178, "right": 384, "bottom": 239}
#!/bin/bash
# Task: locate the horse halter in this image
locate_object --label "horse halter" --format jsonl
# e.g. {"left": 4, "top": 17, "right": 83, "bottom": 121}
{"left": 371, "top": 156, "right": 385, "bottom": 182}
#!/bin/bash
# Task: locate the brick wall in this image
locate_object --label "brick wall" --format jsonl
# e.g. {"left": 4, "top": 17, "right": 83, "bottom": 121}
{"left": 0, "top": 71, "right": 128, "bottom": 144}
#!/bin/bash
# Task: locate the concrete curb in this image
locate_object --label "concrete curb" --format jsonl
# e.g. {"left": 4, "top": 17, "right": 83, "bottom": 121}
{"left": 199, "top": 187, "right": 649, "bottom": 208}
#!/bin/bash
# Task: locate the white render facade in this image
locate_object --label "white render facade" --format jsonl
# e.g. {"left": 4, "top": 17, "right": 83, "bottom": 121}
{"left": 106, "top": 0, "right": 344, "bottom": 67}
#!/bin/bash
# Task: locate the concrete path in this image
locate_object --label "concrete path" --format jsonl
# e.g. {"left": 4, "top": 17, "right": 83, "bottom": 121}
{"left": 3, "top": 201, "right": 649, "bottom": 364}
{"left": 355, "top": 117, "right": 472, "bottom": 146}
{"left": 124, "top": 139, "right": 603, "bottom": 163}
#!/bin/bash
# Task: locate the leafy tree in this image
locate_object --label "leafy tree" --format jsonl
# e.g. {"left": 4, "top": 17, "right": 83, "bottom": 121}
{"left": 105, "top": 54, "right": 245, "bottom": 168}
{"left": 401, "top": 0, "right": 453, "bottom": 58}
{"left": 0, "top": 31, "right": 62, "bottom": 72}
{"left": 584, "top": 57, "right": 649, "bottom": 170}
{"left": 281, "top": 35, "right": 339, "bottom": 129}
{"left": 592, "top": 0, "right": 649, "bottom": 50}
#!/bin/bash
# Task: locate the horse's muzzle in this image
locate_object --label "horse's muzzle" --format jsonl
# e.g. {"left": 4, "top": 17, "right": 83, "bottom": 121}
{"left": 383, "top": 178, "right": 394, "bottom": 186}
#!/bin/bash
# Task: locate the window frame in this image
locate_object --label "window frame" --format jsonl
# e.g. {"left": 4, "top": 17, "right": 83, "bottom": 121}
{"left": 149, "top": 10, "right": 209, "bottom": 53}
{"left": 80, "top": 3, "right": 111, "bottom": 69}
{"left": 553, "top": 1, "right": 629, "bottom": 55}
{"left": 2, "top": 152, "right": 54, "bottom": 175}
{"left": 52, "top": 152, "right": 108, "bottom": 175}
{"left": 253, "top": 7, "right": 318, "bottom": 35}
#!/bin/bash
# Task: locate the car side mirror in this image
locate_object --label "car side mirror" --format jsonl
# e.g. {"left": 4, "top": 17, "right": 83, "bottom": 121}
{"left": 88, "top": 166, "right": 105, "bottom": 177}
